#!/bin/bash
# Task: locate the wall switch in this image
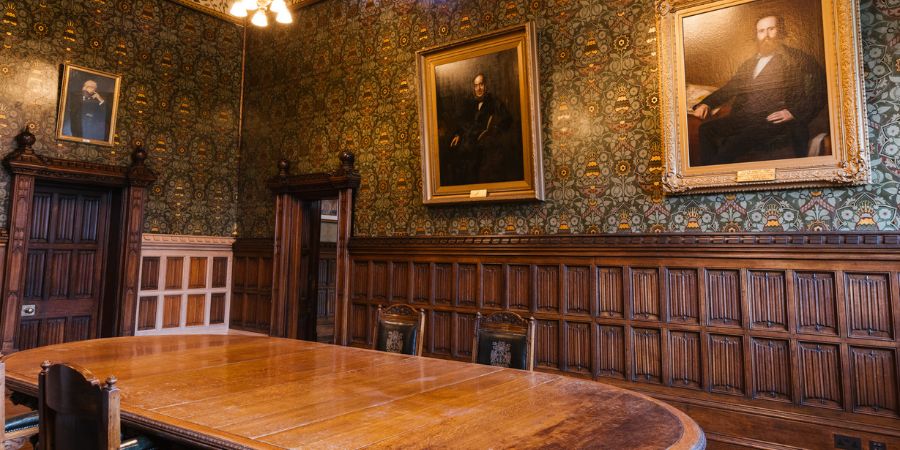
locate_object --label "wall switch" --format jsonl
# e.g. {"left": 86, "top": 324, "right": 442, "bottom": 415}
{"left": 835, "top": 435, "right": 861, "bottom": 450}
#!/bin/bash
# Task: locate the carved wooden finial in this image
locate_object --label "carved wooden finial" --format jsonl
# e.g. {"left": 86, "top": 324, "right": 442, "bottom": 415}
{"left": 131, "top": 145, "right": 148, "bottom": 166}
{"left": 14, "top": 126, "right": 36, "bottom": 155}
{"left": 40, "top": 360, "right": 52, "bottom": 374}
{"left": 278, "top": 159, "right": 290, "bottom": 178}
{"left": 104, "top": 375, "right": 118, "bottom": 389}
{"left": 339, "top": 150, "right": 355, "bottom": 173}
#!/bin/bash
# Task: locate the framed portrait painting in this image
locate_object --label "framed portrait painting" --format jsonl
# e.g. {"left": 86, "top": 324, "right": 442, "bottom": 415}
{"left": 417, "top": 23, "right": 544, "bottom": 204}
{"left": 56, "top": 64, "right": 121, "bottom": 147}
{"left": 657, "top": 0, "right": 869, "bottom": 193}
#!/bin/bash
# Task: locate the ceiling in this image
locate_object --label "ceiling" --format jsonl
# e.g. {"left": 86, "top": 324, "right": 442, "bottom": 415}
{"left": 170, "top": 0, "right": 320, "bottom": 24}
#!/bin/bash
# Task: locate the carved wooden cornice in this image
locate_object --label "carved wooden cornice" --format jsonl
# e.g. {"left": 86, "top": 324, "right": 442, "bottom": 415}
{"left": 267, "top": 151, "right": 360, "bottom": 197}
{"left": 349, "top": 232, "right": 900, "bottom": 254}
{"left": 3, "top": 128, "right": 158, "bottom": 188}
{"left": 142, "top": 233, "right": 235, "bottom": 252}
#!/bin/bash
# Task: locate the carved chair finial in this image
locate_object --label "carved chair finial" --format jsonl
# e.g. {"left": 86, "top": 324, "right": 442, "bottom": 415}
{"left": 131, "top": 145, "right": 147, "bottom": 166}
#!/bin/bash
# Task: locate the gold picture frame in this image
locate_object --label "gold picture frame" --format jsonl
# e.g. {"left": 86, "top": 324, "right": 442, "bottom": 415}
{"left": 657, "top": 0, "right": 869, "bottom": 194}
{"left": 56, "top": 64, "right": 121, "bottom": 147}
{"left": 417, "top": 23, "right": 544, "bottom": 205}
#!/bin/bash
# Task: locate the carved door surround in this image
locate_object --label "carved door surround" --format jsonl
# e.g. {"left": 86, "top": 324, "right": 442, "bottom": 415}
{"left": 268, "top": 152, "right": 359, "bottom": 343}
{"left": 0, "top": 128, "right": 156, "bottom": 353}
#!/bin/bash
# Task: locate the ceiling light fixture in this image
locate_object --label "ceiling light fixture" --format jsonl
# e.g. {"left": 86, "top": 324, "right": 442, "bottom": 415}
{"left": 229, "top": 0, "right": 293, "bottom": 27}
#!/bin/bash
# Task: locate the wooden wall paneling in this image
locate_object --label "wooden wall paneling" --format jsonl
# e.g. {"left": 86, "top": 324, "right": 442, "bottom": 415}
{"left": 412, "top": 263, "right": 431, "bottom": 304}
{"left": 748, "top": 271, "right": 788, "bottom": 331}
{"left": 140, "top": 257, "right": 160, "bottom": 290}
{"left": 188, "top": 257, "right": 207, "bottom": 289}
{"left": 212, "top": 257, "right": 228, "bottom": 288}
{"left": 845, "top": 273, "right": 893, "bottom": 340}
{"left": 371, "top": 261, "right": 388, "bottom": 304}
{"left": 434, "top": 263, "right": 452, "bottom": 306}
{"left": 597, "top": 267, "right": 623, "bottom": 318}
{"left": 186, "top": 294, "right": 205, "bottom": 326}
{"left": 667, "top": 268, "right": 699, "bottom": 324}
{"left": 345, "top": 235, "right": 900, "bottom": 448}
{"left": 794, "top": 272, "right": 838, "bottom": 335}
{"left": 849, "top": 346, "right": 898, "bottom": 416}
{"left": 596, "top": 324, "right": 625, "bottom": 379}
{"left": 669, "top": 330, "right": 701, "bottom": 389}
{"left": 137, "top": 296, "right": 157, "bottom": 331}
{"left": 430, "top": 310, "right": 452, "bottom": 356}
{"left": 349, "top": 302, "right": 369, "bottom": 345}
{"left": 631, "top": 268, "right": 660, "bottom": 321}
{"left": 1, "top": 173, "right": 36, "bottom": 353}
{"left": 452, "top": 312, "right": 476, "bottom": 359}
{"left": 751, "top": 338, "right": 792, "bottom": 402}
{"left": 163, "top": 295, "right": 181, "bottom": 328}
{"left": 535, "top": 265, "right": 559, "bottom": 313}
{"left": 390, "top": 261, "right": 408, "bottom": 304}
{"left": 165, "top": 257, "right": 184, "bottom": 290}
{"left": 508, "top": 265, "right": 529, "bottom": 311}
{"left": 535, "top": 319, "right": 559, "bottom": 369}
{"left": 210, "top": 293, "right": 226, "bottom": 324}
{"left": 482, "top": 264, "right": 503, "bottom": 309}
{"left": 705, "top": 269, "right": 742, "bottom": 327}
{"left": 457, "top": 263, "right": 477, "bottom": 308}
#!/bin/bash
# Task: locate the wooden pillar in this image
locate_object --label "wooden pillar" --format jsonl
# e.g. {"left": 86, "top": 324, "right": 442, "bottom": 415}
{"left": 333, "top": 186, "right": 354, "bottom": 346}
{"left": 116, "top": 146, "right": 155, "bottom": 336}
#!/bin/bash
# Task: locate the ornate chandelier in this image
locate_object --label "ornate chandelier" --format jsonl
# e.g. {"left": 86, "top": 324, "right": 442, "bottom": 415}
{"left": 229, "top": 0, "right": 293, "bottom": 26}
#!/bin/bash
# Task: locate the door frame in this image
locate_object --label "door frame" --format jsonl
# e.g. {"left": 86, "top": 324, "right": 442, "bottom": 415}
{"left": 0, "top": 128, "right": 156, "bottom": 353}
{"left": 268, "top": 152, "right": 359, "bottom": 343}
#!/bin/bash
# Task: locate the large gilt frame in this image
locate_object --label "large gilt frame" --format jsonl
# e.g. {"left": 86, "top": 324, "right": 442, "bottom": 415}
{"left": 416, "top": 23, "right": 544, "bottom": 205}
{"left": 657, "top": 0, "right": 869, "bottom": 194}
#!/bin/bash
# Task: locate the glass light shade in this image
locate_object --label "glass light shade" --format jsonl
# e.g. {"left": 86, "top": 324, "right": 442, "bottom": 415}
{"left": 242, "top": 0, "right": 259, "bottom": 11}
{"left": 275, "top": 8, "right": 293, "bottom": 24}
{"left": 270, "top": 0, "right": 288, "bottom": 13}
{"left": 228, "top": 1, "right": 248, "bottom": 17}
{"left": 251, "top": 8, "right": 268, "bottom": 26}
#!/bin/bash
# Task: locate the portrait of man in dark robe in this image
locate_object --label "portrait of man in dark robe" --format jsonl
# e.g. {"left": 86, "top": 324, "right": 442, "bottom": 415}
{"left": 434, "top": 50, "right": 524, "bottom": 187}
{"left": 682, "top": 0, "right": 831, "bottom": 166}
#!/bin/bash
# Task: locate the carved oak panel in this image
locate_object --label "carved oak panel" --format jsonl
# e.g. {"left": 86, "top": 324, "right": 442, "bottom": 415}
{"left": 798, "top": 342, "right": 842, "bottom": 409}
{"left": 352, "top": 261, "right": 368, "bottom": 299}
{"left": 536, "top": 319, "right": 559, "bottom": 369}
{"left": 668, "top": 269, "right": 699, "bottom": 324}
{"left": 482, "top": 264, "right": 503, "bottom": 308}
{"left": 508, "top": 265, "right": 530, "bottom": 310}
{"left": 565, "top": 321, "right": 591, "bottom": 374}
{"left": 794, "top": 272, "right": 837, "bottom": 335}
{"left": 457, "top": 264, "right": 477, "bottom": 307}
{"left": 845, "top": 274, "right": 893, "bottom": 340}
{"left": 709, "top": 334, "right": 744, "bottom": 395}
{"left": 631, "top": 269, "right": 660, "bottom": 321}
{"left": 430, "top": 310, "right": 452, "bottom": 356}
{"left": 670, "top": 331, "right": 701, "bottom": 389}
{"left": 453, "top": 312, "right": 476, "bottom": 358}
{"left": 412, "top": 263, "right": 431, "bottom": 304}
{"left": 371, "top": 261, "right": 388, "bottom": 302}
{"left": 849, "top": 347, "right": 898, "bottom": 416}
{"left": 751, "top": 338, "right": 792, "bottom": 402}
{"left": 706, "top": 269, "right": 741, "bottom": 327}
{"left": 633, "top": 328, "right": 662, "bottom": 384}
{"left": 391, "top": 261, "right": 408, "bottom": 303}
{"left": 597, "top": 325, "right": 625, "bottom": 379}
{"left": 536, "top": 265, "right": 559, "bottom": 312}
{"left": 597, "top": 267, "right": 623, "bottom": 318}
{"left": 565, "top": 266, "right": 592, "bottom": 315}
{"left": 748, "top": 271, "right": 787, "bottom": 331}
{"left": 434, "top": 264, "right": 452, "bottom": 305}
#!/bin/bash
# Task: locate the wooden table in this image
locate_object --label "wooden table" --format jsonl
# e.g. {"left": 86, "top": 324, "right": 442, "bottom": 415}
{"left": 3, "top": 335, "right": 704, "bottom": 449}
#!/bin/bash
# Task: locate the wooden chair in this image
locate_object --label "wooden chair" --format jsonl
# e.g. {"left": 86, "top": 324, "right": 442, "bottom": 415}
{"left": 37, "top": 361, "right": 153, "bottom": 450}
{"left": 372, "top": 305, "right": 425, "bottom": 356}
{"left": 1, "top": 361, "right": 40, "bottom": 450}
{"left": 472, "top": 311, "right": 536, "bottom": 371}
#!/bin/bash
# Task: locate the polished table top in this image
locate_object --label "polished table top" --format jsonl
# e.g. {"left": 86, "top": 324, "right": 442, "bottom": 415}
{"left": 3, "top": 335, "right": 704, "bottom": 449}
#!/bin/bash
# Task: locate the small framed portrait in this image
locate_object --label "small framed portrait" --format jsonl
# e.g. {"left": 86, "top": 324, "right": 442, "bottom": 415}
{"left": 657, "top": 0, "right": 869, "bottom": 193}
{"left": 56, "top": 64, "right": 121, "bottom": 147}
{"left": 416, "top": 23, "right": 544, "bottom": 204}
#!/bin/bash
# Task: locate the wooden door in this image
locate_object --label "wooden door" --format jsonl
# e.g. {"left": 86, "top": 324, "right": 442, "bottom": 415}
{"left": 16, "top": 184, "right": 110, "bottom": 350}
{"left": 316, "top": 243, "right": 337, "bottom": 343}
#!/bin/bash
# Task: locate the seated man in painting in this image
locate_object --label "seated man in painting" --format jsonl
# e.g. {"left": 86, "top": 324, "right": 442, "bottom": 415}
{"left": 690, "top": 14, "right": 827, "bottom": 166}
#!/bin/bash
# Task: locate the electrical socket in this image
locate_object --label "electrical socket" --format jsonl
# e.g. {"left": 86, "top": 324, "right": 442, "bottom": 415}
{"left": 834, "top": 435, "right": 861, "bottom": 450}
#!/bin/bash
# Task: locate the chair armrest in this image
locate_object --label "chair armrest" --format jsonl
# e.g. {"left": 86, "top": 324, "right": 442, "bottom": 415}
{"left": 4, "top": 411, "right": 38, "bottom": 440}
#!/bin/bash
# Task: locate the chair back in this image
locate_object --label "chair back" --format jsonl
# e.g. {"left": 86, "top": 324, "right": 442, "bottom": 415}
{"left": 372, "top": 304, "right": 425, "bottom": 356}
{"left": 472, "top": 312, "right": 535, "bottom": 371}
{"left": 38, "top": 361, "right": 121, "bottom": 450}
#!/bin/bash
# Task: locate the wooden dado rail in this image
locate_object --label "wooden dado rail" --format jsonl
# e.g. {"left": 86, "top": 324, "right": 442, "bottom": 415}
{"left": 347, "top": 233, "right": 900, "bottom": 449}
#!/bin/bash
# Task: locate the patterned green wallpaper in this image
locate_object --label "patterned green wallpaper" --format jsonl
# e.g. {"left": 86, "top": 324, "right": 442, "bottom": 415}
{"left": 238, "top": 0, "right": 898, "bottom": 238}
{"left": 0, "top": 0, "right": 243, "bottom": 236}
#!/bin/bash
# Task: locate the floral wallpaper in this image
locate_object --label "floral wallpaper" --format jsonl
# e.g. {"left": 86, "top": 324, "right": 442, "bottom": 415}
{"left": 0, "top": 0, "right": 244, "bottom": 236}
{"left": 238, "top": 0, "right": 896, "bottom": 237}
